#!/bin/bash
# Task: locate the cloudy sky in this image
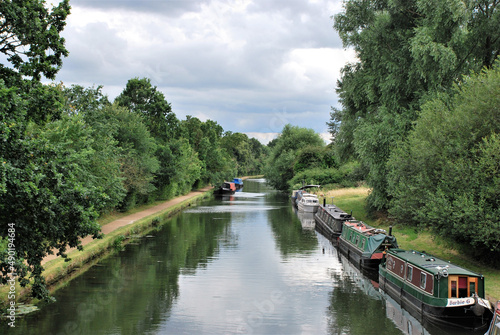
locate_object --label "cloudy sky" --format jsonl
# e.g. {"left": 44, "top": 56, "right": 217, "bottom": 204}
{"left": 51, "top": 0, "right": 355, "bottom": 143}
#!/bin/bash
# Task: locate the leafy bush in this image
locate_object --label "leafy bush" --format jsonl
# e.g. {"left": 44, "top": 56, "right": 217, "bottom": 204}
{"left": 387, "top": 61, "right": 500, "bottom": 259}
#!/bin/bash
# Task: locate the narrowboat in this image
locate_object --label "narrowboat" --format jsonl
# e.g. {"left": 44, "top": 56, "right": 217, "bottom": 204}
{"left": 379, "top": 249, "right": 493, "bottom": 330}
{"left": 485, "top": 300, "right": 500, "bottom": 335}
{"left": 232, "top": 178, "right": 244, "bottom": 189}
{"left": 338, "top": 220, "right": 398, "bottom": 271}
{"left": 314, "top": 204, "right": 352, "bottom": 240}
{"left": 213, "top": 182, "right": 236, "bottom": 196}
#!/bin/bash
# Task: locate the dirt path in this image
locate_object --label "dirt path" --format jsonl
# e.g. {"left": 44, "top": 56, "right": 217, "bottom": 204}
{"left": 41, "top": 186, "right": 214, "bottom": 265}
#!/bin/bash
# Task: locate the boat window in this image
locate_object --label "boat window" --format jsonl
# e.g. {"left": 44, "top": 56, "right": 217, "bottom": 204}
{"left": 420, "top": 273, "right": 426, "bottom": 289}
{"left": 355, "top": 235, "right": 360, "bottom": 245}
{"left": 407, "top": 266, "right": 413, "bottom": 281}
{"left": 458, "top": 277, "right": 468, "bottom": 298}
{"left": 469, "top": 281, "right": 476, "bottom": 296}
{"left": 450, "top": 280, "right": 457, "bottom": 298}
{"left": 360, "top": 239, "right": 366, "bottom": 249}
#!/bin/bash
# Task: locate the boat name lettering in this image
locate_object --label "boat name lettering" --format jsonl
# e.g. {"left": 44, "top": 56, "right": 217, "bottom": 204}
{"left": 446, "top": 298, "right": 474, "bottom": 307}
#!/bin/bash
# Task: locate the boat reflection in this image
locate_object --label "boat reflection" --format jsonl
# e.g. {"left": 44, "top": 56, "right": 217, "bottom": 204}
{"left": 297, "top": 211, "right": 316, "bottom": 230}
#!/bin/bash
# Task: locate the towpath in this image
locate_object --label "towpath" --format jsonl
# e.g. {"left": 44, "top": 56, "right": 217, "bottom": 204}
{"left": 41, "top": 186, "right": 214, "bottom": 265}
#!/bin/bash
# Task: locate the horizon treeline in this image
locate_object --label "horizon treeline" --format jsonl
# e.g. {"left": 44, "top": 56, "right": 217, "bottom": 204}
{"left": 0, "top": 0, "right": 267, "bottom": 299}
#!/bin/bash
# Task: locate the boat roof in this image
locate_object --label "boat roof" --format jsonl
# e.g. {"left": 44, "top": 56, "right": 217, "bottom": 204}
{"left": 321, "top": 205, "right": 353, "bottom": 219}
{"left": 299, "top": 184, "right": 321, "bottom": 190}
{"left": 344, "top": 220, "right": 386, "bottom": 235}
{"left": 301, "top": 193, "right": 318, "bottom": 198}
{"left": 387, "top": 249, "right": 483, "bottom": 277}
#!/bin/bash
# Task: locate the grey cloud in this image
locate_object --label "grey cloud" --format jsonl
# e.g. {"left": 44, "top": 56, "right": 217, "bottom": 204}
{"left": 53, "top": 0, "right": 350, "bottom": 138}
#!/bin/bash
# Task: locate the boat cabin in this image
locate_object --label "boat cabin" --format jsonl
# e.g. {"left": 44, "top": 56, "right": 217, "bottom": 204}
{"left": 384, "top": 249, "right": 487, "bottom": 301}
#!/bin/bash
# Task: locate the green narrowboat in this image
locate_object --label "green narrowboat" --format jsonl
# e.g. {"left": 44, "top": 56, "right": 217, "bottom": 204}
{"left": 379, "top": 249, "right": 493, "bottom": 330}
{"left": 338, "top": 220, "right": 398, "bottom": 271}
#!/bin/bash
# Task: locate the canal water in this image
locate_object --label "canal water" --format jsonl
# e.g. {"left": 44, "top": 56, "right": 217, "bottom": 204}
{"left": 2, "top": 179, "right": 478, "bottom": 334}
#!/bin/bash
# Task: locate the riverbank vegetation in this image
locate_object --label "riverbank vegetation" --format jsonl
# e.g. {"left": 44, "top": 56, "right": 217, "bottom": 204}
{"left": 0, "top": 1, "right": 267, "bottom": 300}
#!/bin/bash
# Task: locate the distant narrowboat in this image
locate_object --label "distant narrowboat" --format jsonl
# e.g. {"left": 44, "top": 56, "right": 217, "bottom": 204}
{"left": 338, "top": 220, "right": 398, "bottom": 271}
{"left": 379, "top": 249, "right": 493, "bottom": 330}
{"left": 485, "top": 300, "right": 500, "bottom": 335}
{"left": 314, "top": 204, "right": 352, "bottom": 240}
{"left": 213, "top": 182, "right": 236, "bottom": 196}
{"left": 232, "top": 178, "right": 244, "bottom": 189}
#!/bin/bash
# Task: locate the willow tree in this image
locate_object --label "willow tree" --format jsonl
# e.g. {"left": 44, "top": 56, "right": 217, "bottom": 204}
{"left": 330, "top": 0, "right": 500, "bottom": 210}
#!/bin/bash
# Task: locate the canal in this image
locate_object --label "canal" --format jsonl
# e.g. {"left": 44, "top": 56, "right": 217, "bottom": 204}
{"left": 3, "top": 179, "right": 475, "bottom": 334}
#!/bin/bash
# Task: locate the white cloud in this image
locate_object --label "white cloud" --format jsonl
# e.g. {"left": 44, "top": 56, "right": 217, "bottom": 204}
{"left": 51, "top": 0, "right": 356, "bottom": 136}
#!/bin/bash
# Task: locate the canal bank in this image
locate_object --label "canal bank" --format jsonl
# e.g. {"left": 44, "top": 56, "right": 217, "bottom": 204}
{"left": 1, "top": 185, "right": 214, "bottom": 310}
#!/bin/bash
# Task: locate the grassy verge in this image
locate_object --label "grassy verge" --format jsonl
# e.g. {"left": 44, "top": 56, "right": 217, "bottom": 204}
{"left": 316, "top": 187, "right": 500, "bottom": 302}
{"left": 0, "top": 190, "right": 212, "bottom": 310}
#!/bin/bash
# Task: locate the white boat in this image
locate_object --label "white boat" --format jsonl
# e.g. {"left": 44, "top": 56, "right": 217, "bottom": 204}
{"left": 297, "top": 194, "right": 320, "bottom": 213}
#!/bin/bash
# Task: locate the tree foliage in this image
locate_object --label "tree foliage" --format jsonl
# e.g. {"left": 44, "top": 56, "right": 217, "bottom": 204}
{"left": 264, "top": 124, "right": 325, "bottom": 191}
{"left": 0, "top": 0, "right": 70, "bottom": 81}
{"left": 387, "top": 62, "right": 500, "bottom": 259}
{"left": 331, "top": 0, "right": 500, "bottom": 210}
{"left": 0, "top": 88, "right": 108, "bottom": 298}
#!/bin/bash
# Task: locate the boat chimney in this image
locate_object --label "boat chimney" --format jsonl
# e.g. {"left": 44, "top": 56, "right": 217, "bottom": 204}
{"left": 323, "top": 198, "right": 326, "bottom": 207}
{"left": 388, "top": 226, "right": 392, "bottom": 236}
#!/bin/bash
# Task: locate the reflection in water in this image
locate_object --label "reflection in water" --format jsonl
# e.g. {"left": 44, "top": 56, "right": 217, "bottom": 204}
{"left": 2, "top": 179, "right": 456, "bottom": 335}
{"left": 296, "top": 210, "right": 316, "bottom": 230}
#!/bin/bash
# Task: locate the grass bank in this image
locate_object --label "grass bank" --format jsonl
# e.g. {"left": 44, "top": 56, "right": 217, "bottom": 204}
{"left": 316, "top": 187, "right": 500, "bottom": 302}
{"left": 0, "top": 189, "right": 213, "bottom": 311}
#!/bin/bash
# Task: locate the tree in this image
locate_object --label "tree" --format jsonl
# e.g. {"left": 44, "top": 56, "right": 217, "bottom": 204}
{"left": 0, "top": 0, "right": 71, "bottom": 81}
{"left": 264, "top": 124, "right": 324, "bottom": 192}
{"left": 387, "top": 62, "right": 500, "bottom": 260}
{"left": 115, "top": 78, "right": 178, "bottom": 141}
{"left": 100, "top": 104, "right": 159, "bottom": 211}
{"left": 0, "top": 84, "right": 111, "bottom": 298}
{"left": 330, "top": 0, "right": 500, "bottom": 211}
{"left": 62, "top": 85, "right": 125, "bottom": 211}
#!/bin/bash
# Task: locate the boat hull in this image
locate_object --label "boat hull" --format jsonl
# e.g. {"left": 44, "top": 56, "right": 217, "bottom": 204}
{"left": 338, "top": 237, "right": 383, "bottom": 271}
{"left": 297, "top": 202, "right": 319, "bottom": 213}
{"left": 314, "top": 214, "right": 340, "bottom": 241}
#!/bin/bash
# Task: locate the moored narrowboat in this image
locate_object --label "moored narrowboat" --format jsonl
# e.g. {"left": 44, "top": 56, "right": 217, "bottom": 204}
{"left": 379, "top": 249, "right": 493, "bottom": 331}
{"left": 232, "top": 178, "right": 244, "bottom": 189}
{"left": 213, "top": 182, "right": 236, "bottom": 196}
{"left": 485, "top": 300, "right": 500, "bottom": 335}
{"left": 338, "top": 220, "right": 398, "bottom": 271}
{"left": 314, "top": 204, "right": 352, "bottom": 240}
